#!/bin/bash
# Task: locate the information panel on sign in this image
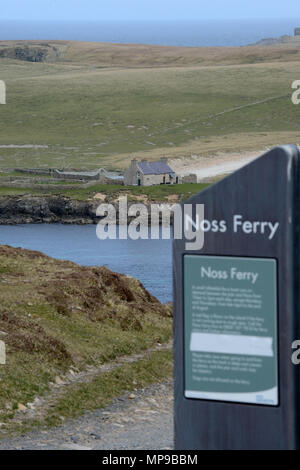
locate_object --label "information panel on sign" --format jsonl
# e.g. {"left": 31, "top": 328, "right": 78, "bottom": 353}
{"left": 184, "top": 255, "right": 278, "bottom": 406}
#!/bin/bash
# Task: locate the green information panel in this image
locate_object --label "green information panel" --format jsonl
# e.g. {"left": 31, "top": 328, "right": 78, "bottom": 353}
{"left": 184, "top": 255, "right": 278, "bottom": 406}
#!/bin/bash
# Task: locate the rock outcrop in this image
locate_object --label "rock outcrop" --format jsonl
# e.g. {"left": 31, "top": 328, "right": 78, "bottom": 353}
{"left": 0, "top": 195, "right": 99, "bottom": 224}
{"left": 0, "top": 42, "right": 64, "bottom": 62}
{"left": 0, "top": 195, "right": 174, "bottom": 225}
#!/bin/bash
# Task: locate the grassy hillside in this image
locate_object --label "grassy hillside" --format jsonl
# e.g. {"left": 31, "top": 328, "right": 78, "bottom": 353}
{"left": 0, "top": 246, "right": 172, "bottom": 434}
{"left": 60, "top": 40, "right": 300, "bottom": 67}
{"left": 2, "top": 39, "right": 300, "bottom": 67}
{"left": 0, "top": 40, "right": 299, "bottom": 171}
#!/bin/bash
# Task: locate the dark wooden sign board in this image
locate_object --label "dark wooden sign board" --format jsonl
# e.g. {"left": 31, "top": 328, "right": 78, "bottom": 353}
{"left": 173, "top": 145, "right": 300, "bottom": 450}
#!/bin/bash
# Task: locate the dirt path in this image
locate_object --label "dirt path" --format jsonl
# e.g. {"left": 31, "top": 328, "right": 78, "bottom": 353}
{"left": 0, "top": 342, "right": 174, "bottom": 450}
{"left": 0, "top": 381, "right": 174, "bottom": 450}
{"left": 4, "top": 341, "right": 172, "bottom": 429}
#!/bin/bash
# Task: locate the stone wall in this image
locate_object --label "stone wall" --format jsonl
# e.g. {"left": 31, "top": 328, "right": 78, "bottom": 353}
{"left": 182, "top": 174, "right": 197, "bottom": 184}
{"left": 53, "top": 169, "right": 101, "bottom": 181}
{"left": 141, "top": 172, "right": 179, "bottom": 186}
{"left": 11, "top": 168, "right": 123, "bottom": 185}
{"left": 15, "top": 168, "right": 53, "bottom": 175}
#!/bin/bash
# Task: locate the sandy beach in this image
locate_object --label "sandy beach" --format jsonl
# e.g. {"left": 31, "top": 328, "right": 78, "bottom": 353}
{"left": 170, "top": 149, "right": 265, "bottom": 180}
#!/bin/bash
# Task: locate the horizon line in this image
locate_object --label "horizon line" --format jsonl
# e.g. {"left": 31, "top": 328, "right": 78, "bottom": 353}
{"left": 1, "top": 17, "right": 300, "bottom": 22}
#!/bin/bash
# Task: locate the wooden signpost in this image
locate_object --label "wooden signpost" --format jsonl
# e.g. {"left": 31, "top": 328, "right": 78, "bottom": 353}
{"left": 173, "top": 145, "right": 300, "bottom": 450}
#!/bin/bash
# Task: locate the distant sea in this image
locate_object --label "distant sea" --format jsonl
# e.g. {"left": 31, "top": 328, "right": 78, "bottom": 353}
{"left": 0, "top": 18, "right": 300, "bottom": 47}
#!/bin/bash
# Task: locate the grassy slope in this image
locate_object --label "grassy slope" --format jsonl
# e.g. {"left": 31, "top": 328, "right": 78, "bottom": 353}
{"left": 38, "top": 350, "right": 173, "bottom": 429}
{"left": 0, "top": 245, "right": 172, "bottom": 432}
{"left": 0, "top": 182, "right": 209, "bottom": 201}
{"left": 61, "top": 40, "right": 300, "bottom": 66}
{"left": 2, "top": 39, "right": 300, "bottom": 67}
{"left": 0, "top": 41, "right": 299, "bottom": 171}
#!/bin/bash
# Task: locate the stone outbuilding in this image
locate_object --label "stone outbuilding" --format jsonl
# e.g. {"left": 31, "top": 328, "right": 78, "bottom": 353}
{"left": 124, "top": 158, "right": 180, "bottom": 186}
{"left": 181, "top": 173, "right": 198, "bottom": 184}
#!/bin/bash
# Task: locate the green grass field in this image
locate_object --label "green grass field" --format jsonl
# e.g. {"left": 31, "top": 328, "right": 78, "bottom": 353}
{"left": 0, "top": 41, "right": 299, "bottom": 171}
{"left": 0, "top": 182, "right": 209, "bottom": 201}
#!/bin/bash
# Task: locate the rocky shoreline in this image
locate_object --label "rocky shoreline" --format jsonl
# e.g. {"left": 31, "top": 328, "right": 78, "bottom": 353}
{"left": 0, "top": 195, "right": 173, "bottom": 225}
{"left": 0, "top": 195, "right": 100, "bottom": 225}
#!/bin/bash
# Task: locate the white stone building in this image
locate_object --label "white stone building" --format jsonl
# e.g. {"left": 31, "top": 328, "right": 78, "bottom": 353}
{"left": 124, "top": 158, "right": 180, "bottom": 186}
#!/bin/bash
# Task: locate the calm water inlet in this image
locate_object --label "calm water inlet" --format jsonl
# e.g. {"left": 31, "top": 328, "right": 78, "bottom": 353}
{"left": 0, "top": 224, "right": 172, "bottom": 303}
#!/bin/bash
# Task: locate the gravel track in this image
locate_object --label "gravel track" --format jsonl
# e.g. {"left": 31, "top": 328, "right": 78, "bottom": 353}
{"left": 0, "top": 381, "right": 174, "bottom": 450}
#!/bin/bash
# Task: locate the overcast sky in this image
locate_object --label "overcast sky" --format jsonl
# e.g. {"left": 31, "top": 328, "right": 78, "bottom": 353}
{"left": 1, "top": 0, "right": 299, "bottom": 21}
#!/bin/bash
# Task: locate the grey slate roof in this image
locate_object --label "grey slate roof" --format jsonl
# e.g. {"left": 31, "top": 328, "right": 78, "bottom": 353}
{"left": 138, "top": 161, "right": 174, "bottom": 175}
